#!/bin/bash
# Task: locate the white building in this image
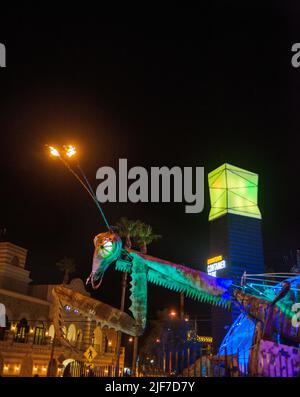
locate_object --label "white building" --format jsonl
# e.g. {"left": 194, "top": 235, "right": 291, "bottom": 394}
{"left": 0, "top": 241, "right": 124, "bottom": 376}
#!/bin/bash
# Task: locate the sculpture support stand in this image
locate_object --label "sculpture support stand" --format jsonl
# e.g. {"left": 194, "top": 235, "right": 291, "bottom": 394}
{"left": 114, "top": 271, "right": 128, "bottom": 377}
{"left": 47, "top": 337, "right": 56, "bottom": 377}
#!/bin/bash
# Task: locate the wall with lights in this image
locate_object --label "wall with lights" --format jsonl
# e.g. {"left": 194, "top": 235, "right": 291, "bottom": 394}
{"left": 0, "top": 256, "right": 123, "bottom": 377}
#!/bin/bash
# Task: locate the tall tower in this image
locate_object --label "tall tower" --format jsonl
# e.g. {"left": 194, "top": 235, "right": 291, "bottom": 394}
{"left": 207, "top": 163, "right": 264, "bottom": 351}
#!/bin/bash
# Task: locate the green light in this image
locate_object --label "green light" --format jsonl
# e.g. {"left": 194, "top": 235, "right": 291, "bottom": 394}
{"left": 208, "top": 163, "right": 261, "bottom": 221}
{"left": 99, "top": 240, "right": 114, "bottom": 258}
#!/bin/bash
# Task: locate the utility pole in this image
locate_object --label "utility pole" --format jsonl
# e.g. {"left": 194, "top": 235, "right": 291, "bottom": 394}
{"left": 189, "top": 316, "right": 211, "bottom": 334}
{"left": 132, "top": 336, "right": 138, "bottom": 376}
{"left": 180, "top": 293, "right": 184, "bottom": 320}
{"left": 169, "top": 351, "right": 172, "bottom": 374}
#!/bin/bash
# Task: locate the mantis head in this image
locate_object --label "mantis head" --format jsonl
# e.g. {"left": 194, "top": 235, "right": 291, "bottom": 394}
{"left": 87, "top": 231, "right": 122, "bottom": 289}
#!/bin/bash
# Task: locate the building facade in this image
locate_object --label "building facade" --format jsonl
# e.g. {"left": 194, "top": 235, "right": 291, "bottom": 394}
{"left": 207, "top": 164, "right": 265, "bottom": 351}
{"left": 0, "top": 241, "right": 124, "bottom": 376}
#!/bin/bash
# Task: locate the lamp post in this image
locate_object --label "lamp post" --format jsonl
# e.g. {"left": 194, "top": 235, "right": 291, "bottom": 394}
{"left": 114, "top": 271, "right": 128, "bottom": 377}
{"left": 47, "top": 144, "right": 111, "bottom": 230}
{"left": 47, "top": 143, "right": 125, "bottom": 376}
{"left": 47, "top": 335, "right": 56, "bottom": 377}
{"left": 180, "top": 293, "right": 184, "bottom": 320}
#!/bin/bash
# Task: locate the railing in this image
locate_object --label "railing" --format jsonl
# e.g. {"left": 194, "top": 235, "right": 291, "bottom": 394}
{"left": 181, "top": 345, "right": 300, "bottom": 377}
{"left": 148, "top": 347, "right": 248, "bottom": 377}
{"left": 206, "top": 349, "right": 248, "bottom": 377}
{"left": 139, "top": 344, "right": 300, "bottom": 377}
{"left": 141, "top": 346, "right": 207, "bottom": 377}
{"left": 66, "top": 361, "right": 117, "bottom": 377}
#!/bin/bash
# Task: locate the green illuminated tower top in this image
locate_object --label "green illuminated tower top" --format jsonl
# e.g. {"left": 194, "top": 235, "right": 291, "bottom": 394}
{"left": 208, "top": 163, "right": 261, "bottom": 221}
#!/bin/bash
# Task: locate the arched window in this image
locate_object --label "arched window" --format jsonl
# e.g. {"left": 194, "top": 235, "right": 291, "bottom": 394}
{"left": 104, "top": 335, "right": 109, "bottom": 352}
{"left": 48, "top": 324, "right": 55, "bottom": 340}
{"left": 76, "top": 329, "right": 83, "bottom": 347}
{"left": 93, "top": 326, "right": 103, "bottom": 353}
{"left": 15, "top": 318, "right": 29, "bottom": 343}
{"left": 33, "top": 323, "right": 45, "bottom": 345}
{"left": 67, "top": 324, "right": 77, "bottom": 344}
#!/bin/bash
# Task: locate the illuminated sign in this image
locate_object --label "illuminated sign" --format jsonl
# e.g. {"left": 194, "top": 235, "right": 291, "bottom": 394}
{"left": 208, "top": 163, "right": 261, "bottom": 222}
{"left": 207, "top": 255, "right": 226, "bottom": 277}
{"left": 197, "top": 336, "right": 213, "bottom": 343}
{"left": 207, "top": 255, "right": 223, "bottom": 265}
{"left": 187, "top": 333, "right": 213, "bottom": 344}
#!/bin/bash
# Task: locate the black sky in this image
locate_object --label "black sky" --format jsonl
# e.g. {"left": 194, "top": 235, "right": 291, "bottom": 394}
{"left": 0, "top": 4, "right": 300, "bottom": 329}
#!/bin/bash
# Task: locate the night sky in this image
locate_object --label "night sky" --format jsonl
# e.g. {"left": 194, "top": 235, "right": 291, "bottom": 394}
{"left": 0, "top": 5, "right": 300, "bottom": 331}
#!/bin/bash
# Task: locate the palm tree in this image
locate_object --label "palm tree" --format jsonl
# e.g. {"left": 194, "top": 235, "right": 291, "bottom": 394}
{"left": 114, "top": 218, "right": 161, "bottom": 376}
{"left": 56, "top": 257, "right": 76, "bottom": 284}
{"left": 115, "top": 217, "right": 139, "bottom": 249}
{"left": 135, "top": 222, "right": 161, "bottom": 254}
{"left": 113, "top": 218, "right": 140, "bottom": 376}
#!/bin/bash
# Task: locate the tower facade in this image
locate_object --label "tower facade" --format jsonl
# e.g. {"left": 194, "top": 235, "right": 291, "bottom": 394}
{"left": 207, "top": 164, "right": 264, "bottom": 351}
{"left": 0, "top": 242, "right": 31, "bottom": 294}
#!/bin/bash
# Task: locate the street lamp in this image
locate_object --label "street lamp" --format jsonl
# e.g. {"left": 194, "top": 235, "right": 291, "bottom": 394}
{"left": 169, "top": 310, "right": 177, "bottom": 318}
{"left": 64, "top": 144, "right": 76, "bottom": 158}
{"left": 46, "top": 144, "right": 111, "bottom": 230}
{"left": 49, "top": 146, "right": 60, "bottom": 157}
{"left": 47, "top": 143, "right": 128, "bottom": 376}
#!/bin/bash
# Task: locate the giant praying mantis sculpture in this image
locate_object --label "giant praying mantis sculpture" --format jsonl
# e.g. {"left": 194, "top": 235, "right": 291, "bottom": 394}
{"left": 52, "top": 230, "right": 300, "bottom": 375}
{"left": 52, "top": 231, "right": 231, "bottom": 341}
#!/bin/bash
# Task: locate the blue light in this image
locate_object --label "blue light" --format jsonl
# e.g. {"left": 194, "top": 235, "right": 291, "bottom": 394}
{"left": 218, "top": 313, "right": 255, "bottom": 373}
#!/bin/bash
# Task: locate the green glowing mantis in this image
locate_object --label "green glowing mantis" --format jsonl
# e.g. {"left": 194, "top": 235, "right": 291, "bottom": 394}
{"left": 53, "top": 230, "right": 300, "bottom": 366}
